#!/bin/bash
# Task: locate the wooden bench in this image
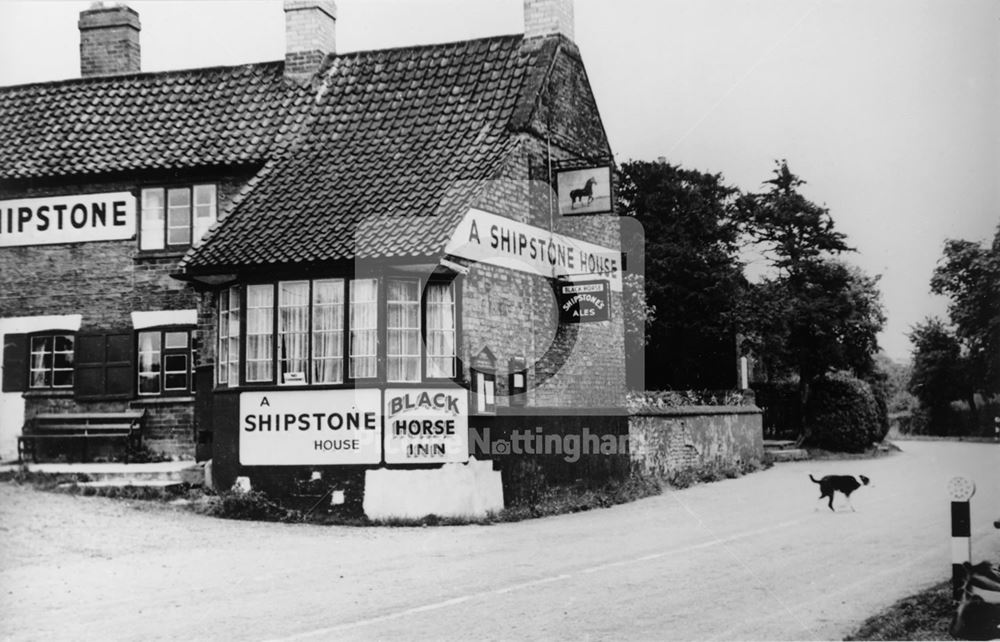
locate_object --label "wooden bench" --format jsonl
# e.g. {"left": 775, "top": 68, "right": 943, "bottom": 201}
{"left": 17, "top": 411, "right": 145, "bottom": 463}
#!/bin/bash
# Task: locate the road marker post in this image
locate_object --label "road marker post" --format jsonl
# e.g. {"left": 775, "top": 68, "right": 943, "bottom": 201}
{"left": 947, "top": 476, "right": 976, "bottom": 600}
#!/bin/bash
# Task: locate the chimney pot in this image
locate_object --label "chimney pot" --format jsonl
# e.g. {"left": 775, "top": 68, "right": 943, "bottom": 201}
{"left": 79, "top": 3, "right": 141, "bottom": 77}
{"left": 284, "top": 0, "right": 337, "bottom": 81}
{"left": 523, "top": 0, "right": 574, "bottom": 41}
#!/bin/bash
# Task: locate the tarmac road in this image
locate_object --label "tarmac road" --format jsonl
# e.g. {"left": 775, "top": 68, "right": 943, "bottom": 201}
{"left": 1, "top": 440, "right": 998, "bottom": 641}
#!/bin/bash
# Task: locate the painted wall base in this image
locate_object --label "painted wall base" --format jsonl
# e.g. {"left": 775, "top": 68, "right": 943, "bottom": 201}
{"left": 363, "top": 459, "right": 503, "bottom": 520}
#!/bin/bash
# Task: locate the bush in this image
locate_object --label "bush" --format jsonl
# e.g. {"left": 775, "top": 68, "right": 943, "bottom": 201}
{"left": 209, "top": 489, "right": 290, "bottom": 521}
{"left": 804, "top": 372, "right": 880, "bottom": 452}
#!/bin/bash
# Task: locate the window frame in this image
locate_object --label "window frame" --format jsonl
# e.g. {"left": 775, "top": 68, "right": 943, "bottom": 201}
{"left": 136, "top": 327, "right": 194, "bottom": 397}
{"left": 27, "top": 331, "right": 75, "bottom": 390}
{"left": 219, "top": 275, "right": 461, "bottom": 389}
{"left": 139, "top": 183, "right": 217, "bottom": 251}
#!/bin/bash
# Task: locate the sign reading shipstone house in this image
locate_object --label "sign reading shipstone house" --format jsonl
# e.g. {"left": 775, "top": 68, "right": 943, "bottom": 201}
{"left": 239, "top": 390, "right": 382, "bottom": 465}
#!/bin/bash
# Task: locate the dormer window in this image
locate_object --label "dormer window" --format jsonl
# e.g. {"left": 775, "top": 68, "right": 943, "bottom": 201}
{"left": 140, "top": 184, "right": 217, "bottom": 250}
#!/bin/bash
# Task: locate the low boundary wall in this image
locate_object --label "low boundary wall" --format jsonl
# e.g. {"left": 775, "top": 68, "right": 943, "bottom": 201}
{"left": 629, "top": 405, "right": 764, "bottom": 477}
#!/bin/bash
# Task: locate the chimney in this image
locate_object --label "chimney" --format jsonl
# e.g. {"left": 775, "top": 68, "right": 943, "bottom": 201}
{"left": 524, "top": 0, "right": 574, "bottom": 41}
{"left": 78, "top": 2, "right": 141, "bottom": 77}
{"left": 284, "top": 0, "right": 337, "bottom": 80}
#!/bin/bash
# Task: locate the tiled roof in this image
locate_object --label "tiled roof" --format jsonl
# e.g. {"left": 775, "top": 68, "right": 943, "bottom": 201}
{"left": 0, "top": 63, "right": 310, "bottom": 179}
{"left": 183, "top": 34, "right": 551, "bottom": 273}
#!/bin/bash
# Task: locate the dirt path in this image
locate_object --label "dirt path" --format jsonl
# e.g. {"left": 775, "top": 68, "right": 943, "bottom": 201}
{"left": 1, "top": 441, "right": 998, "bottom": 641}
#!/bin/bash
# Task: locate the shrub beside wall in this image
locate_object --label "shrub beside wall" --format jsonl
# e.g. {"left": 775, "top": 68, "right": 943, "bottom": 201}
{"left": 804, "top": 372, "right": 880, "bottom": 452}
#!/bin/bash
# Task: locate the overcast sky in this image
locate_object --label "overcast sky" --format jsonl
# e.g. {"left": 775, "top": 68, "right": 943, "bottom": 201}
{"left": 0, "top": 0, "right": 996, "bottom": 362}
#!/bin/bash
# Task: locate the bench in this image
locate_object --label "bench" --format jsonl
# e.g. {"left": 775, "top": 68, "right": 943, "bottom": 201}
{"left": 17, "top": 411, "right": 145, "bottom": 463}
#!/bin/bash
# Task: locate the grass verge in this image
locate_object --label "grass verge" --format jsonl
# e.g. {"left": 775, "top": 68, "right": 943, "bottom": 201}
{"left": 1, "top": 457, "right": 771, "bottom": 526}
{"left": 845, "top": 580, "right": 955, "bottom": 641}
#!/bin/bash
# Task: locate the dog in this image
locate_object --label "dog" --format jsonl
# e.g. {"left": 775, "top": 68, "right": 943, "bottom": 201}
{"left": 569, "top": 177, "right": 597, "bottom": 208}
{"left": 809, "top": 474, "right": 870, "bottom": 512}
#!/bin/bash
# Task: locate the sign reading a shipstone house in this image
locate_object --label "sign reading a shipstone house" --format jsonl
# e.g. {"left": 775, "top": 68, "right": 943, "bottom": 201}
{"left": 558, "top": 280, "right": 610, "bottom": 323}
{"left": 239, "top": 390, "right": 382, "bottom": 465}
{"left": 0, "top": 192, "right": 136, "bottom": 247}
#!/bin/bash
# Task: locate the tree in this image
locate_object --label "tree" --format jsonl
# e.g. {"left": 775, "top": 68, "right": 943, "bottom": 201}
{"left": 736, "top": 161, "right": 885, "bottom": 441}
{"left": 617, "top": 160, "right": 745, "bottom": 389}
{"left": 908, "top": 318, "right": 968, "bottom": 433}
{"left": 929, "top": 224, "right": 1000, "bottom": 400}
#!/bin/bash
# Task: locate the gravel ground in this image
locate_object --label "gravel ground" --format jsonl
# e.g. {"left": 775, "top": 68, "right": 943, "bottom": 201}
{"left": 1, "top": 440, "right": 998, "bottom": 641}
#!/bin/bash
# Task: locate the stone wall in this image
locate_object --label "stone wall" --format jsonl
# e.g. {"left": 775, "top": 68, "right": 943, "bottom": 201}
{"left": 629, "top": 406, "right": 764, "bottom": 477}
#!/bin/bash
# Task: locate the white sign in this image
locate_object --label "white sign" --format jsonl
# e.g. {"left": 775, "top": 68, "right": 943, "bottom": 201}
{"left": 445, "top": 208, "right": 623, "bottom": 292}
{"left": 239, "top": 389, "right": 382, "bottom": 466}
{"left": 0, "top": 192, "right": 136, "bottom": 247}
{"left": 384, "top": 388, "right": 469, "bottom": 464}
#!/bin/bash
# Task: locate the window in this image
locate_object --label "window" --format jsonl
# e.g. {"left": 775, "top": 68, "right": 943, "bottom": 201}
{"left": 29, "top": 334, "right": 74, "bottom": 389}
{"left": 425, "top": 282, "right": 456, "bottom": 378}
{"left": 349, "top": 279, "right": 378, "bottom": 379}
{"left": 387, "top": 279, "right": 420, "bottom": 382}
{"left": 218, "top": 287, "right": 241, "bottom": 386}
{"left": 140, "top": 184, "right": 216, "bottom": 250}
{"left": 219, "top": 276, "right": 457, "bottom": 386}
{"left": 246, "top": 284, "right": 274, "bottom": 383}
{"left": 312, "top": 279, "right": 344, "bottom": 384}
{"left": 279, "top": 281, "right": 309, "bottom": 384}
{"left": 137, "top": 329, "right": 192, "bottom": 396}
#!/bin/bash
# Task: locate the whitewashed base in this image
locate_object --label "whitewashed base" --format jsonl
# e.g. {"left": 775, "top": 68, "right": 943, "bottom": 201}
{"left": 363, "top": 459, "right": 503, "bottom": 520}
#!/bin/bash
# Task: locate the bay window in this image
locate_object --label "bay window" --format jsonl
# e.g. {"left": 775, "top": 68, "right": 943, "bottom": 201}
{"left": 386, "top": 280, "right": 420, "bottom": 382}
{"left": 246, "top": 284, "right": 274, "bottom": 382}
{"left": 425, "top": 282, "right": 456, "bottom": 378}
{"left": 279, "top": 281, "right": 309, "bottom": 384}
{"left": 218, "top": 286, "right": 241, "bottom": 386}
{"left": 312, "top": 279, "right": 344, "bottom": 384}
{"left": 349, "top": 279, "right": 378, "bottom": 379}
{"left": 218, "top": 276, "right": 456, "bottom": 387}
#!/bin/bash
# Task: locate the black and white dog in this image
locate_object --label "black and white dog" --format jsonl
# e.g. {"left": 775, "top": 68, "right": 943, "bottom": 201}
{"left": 809, "top": 474, "right": 870, "bottom": 512}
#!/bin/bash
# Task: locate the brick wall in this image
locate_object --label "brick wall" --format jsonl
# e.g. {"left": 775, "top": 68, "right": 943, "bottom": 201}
{"left": 1, "top": 171, "right": 251, "bottom": 458}
{"left": 629, "top": 407, "right": 765, "bottom": 477}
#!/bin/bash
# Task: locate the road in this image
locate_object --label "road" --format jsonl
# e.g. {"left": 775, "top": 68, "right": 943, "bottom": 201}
{"left": 1, "top": 441, "right": 998, "bottom": 641}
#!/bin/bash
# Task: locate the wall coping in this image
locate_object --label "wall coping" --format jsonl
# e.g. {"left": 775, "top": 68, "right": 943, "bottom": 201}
{"left": 628, "top": 404, "right": 762, "bottom": 417}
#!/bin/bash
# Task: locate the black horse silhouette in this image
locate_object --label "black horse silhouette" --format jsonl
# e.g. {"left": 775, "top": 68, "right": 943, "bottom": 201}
{"left": 569, "top": 177, "right": 597, "bottom": 208}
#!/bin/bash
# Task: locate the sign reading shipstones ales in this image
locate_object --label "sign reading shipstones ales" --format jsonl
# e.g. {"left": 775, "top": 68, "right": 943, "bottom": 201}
{"left": 558, "top": 280, "right": 610, "bottom": 323}
{"left": 0, "top": 192, "right": 136, "bottom": 247}
{"left": 383, "top": 388, "right": 469, "bottom": 464}
{"left": 239, "top": 390, "right": 382, "bottom": 465}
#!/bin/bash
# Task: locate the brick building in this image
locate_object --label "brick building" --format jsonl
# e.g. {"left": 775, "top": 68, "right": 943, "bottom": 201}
{"left": 1, "top": 0, "right": 627, "bottom": 514}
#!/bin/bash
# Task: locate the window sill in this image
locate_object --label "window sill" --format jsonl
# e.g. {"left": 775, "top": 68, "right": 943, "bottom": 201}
{"left": 23, "top": 389, "right": 74, "bottom": 398}
{"left": 135, "top": 249, "right": 188, "bottom": 261}
{"left": 131, "top": 396, "right": 195, "bottom": 405}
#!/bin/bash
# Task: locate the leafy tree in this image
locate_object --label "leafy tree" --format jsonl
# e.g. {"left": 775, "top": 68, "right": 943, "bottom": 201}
{"left": 907, "top": 318, "right": 968, "bottom": 433}
{"left": 736, "top": 161, "right": 885, "bottom": 441}
{"left": 929, "top": 224, "right": 1000, "bottom": 400}
{"left": 617, "top": 160, "right": 745, "bottom": 389}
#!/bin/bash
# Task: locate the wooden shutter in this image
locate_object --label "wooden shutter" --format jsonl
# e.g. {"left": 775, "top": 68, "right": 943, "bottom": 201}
{"left": 75, "top": 332, "right": 134, "bottom": 400}
{"left": 2, "top": 333, "right": 28, "bottom": 392}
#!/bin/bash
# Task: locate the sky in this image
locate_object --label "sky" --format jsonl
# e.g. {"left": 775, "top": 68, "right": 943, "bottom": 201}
{"left": 0, "top": 0, "right": 996, "bottom": 362}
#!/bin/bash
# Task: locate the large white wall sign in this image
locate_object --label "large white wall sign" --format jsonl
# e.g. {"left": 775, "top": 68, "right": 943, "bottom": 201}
{"left": 445, "top": 208, "right": 623, "bottom": 291}
{"left": 239, "top": 389, "right": 382, "bottom": 465}
{"left": 0, "top": 192, "right": 136, "bottom": 247}
{"left": 384, "top": 388, "right": 469, "bottom": 464}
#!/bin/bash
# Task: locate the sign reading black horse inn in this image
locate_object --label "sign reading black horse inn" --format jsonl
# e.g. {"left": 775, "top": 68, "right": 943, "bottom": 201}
{"left": 558, "top": 280, "right": 610, "bottom": 323}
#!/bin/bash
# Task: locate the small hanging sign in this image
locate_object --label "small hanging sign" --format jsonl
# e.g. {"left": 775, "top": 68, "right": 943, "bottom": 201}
{"left": 558, "top": 280, "right": 610, "bottom": 323}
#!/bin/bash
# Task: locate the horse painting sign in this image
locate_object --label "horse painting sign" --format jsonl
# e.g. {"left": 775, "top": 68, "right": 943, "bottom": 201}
{"left": 556, "top": 166, "right": 613, "bottom": 216}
